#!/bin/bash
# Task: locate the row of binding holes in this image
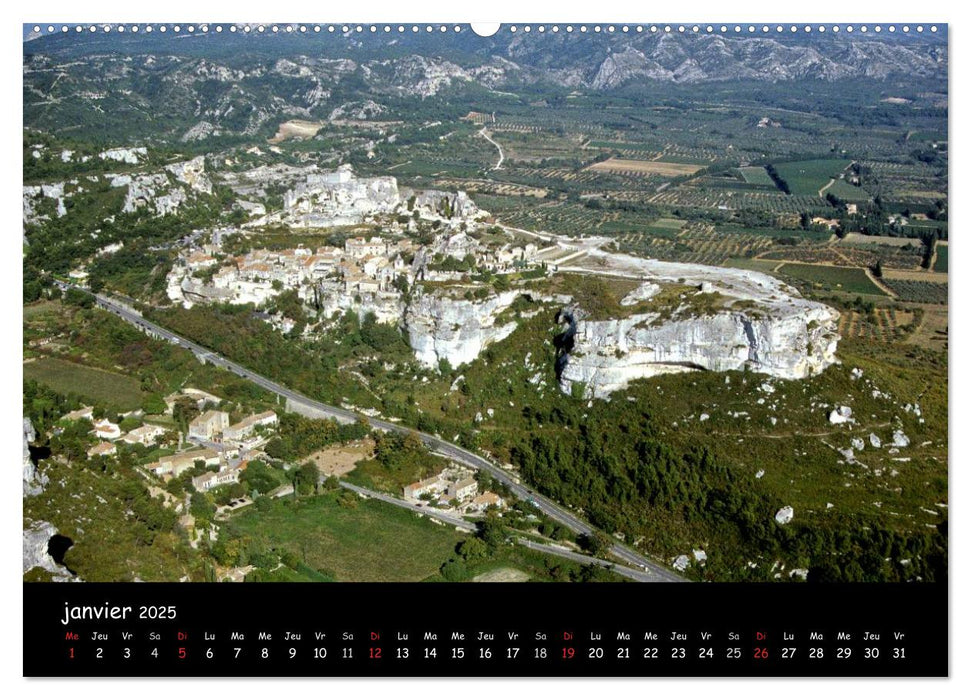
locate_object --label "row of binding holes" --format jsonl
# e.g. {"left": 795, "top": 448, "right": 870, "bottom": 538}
{"left": 32, "top": 24, "right": 941, "bottom": 34}
{"left": 34, "top": 25, "right": 464, "bottom": 34}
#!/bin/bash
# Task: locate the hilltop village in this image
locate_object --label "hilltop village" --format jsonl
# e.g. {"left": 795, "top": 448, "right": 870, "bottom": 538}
{"left": 162, "top": 164, "right": 840, "bottom": 396}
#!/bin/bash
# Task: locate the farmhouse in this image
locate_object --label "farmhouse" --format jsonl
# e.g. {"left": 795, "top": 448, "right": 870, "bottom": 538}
{"left": 192, "top": 468, "right": 242, "bottom": 492}
{"left": 63, "top": 406, "right": 94, "bottom": 422}
{"left": 164, "top": 388, "right": 223, "bottom": 413}
{"left": 468, "top": 491, "right": 504, "bottom": 513}
{"left": 811, "top": 216, "right": 840, "bottom": 231}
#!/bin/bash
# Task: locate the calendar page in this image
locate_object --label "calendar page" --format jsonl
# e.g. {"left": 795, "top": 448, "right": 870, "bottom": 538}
{"left": 22, "top": 20, "right": 948, "bottom": 678}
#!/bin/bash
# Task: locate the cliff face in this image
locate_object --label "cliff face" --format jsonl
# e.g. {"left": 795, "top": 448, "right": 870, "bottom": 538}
{"left": 23, "top": 417, "right": 47, "bottom": 497}
{"left": 403, "top": 290, "right": 521, "bottom": 369}
{"left": 556, "top": 251, "right": 841, "bottom": 398}
{"left": 561, "top": 305, "right": 839, "bottom": 398}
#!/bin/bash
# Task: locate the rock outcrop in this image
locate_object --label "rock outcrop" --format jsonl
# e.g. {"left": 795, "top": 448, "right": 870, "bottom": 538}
{"left": 561, "top": 306, "right": 839, "bottom": 399}
{"left": 100, "top": 146, "right": 147, "bottom": 164}
{"left": 23, "top": 182, "right": 68, "bottom": 224}
{"left": 167, "top": 156, "right": 212, "bottom": 194}
{"left": 23, "top": 521, "right": 75, "bottom": 581}
{"left": 112, "top": 156, "right": 212, "bottom": 216}
{"left": 403, "top": 290, "right": 521, "bottom": 369}
{"left": 557, "top": 250, "right": 840, "bottom": 398}
{"left": 408, "top": 189, "right": 480, "bottom": 221}
{"left": 23, "top": 417, "right": 47, "bottom": 496}
{"left": 280, "top": 164, "right": 400, "bottom": 228}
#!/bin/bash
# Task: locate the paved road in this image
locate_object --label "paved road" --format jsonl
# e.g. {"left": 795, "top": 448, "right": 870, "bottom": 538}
{"left": 61, "top": 283, "right": 684, "bottom": 583}
{"left": 272, "top": 479, "right": 655, "bottom": 582}
{"left": 338, "top": 481, "right": 476, "bottom": 532}
{"left": 517, "top": 539, "right": 673, "bottom": 583}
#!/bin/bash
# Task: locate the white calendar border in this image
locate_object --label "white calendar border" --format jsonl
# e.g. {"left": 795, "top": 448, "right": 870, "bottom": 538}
{"left": 3, "top": 0, "right": 963, "bottom": 696}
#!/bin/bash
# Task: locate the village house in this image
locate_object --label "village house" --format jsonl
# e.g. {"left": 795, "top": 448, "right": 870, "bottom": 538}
{"left": 92, "top": 419, "right": 122, "bottom": 441}
{"left": 447, "top": 477, "right": 479, "bottom": 502}
{"left": 87, "top": 441, "right": 117, "bottom": 459}
{"left": 122, "top": 423, "right": 167, "bottom": 447}
{"left": 211, "top": 267, "right": 238, "bottom": 288}
{"left": 468, "top": 491, "right": 504, "bottom": 513}
{"left": 223, "top": 411, "right": 278, "bottom": 444}
{"left": 303, "top": 250, "right": 342, "bottom": 279}
{"left": 147, "top": 448, "right": 221, "bottom": 479}
{"left": 185, "top": 250, "right": 217, "bottom": 271}
{"left": 188, "top": 410, "right": 230, "bottom": 442}
{"left": 403, "top": 474, "right": 447, "bottom": 500}
{"left": 192, "top": 467, "right": 242, "bottom": 493}
{"left": 345, "top": 236, "right": 388, "bottom": 259}
{"left": 63, "top": 406, "right": 94, "bottom": 422}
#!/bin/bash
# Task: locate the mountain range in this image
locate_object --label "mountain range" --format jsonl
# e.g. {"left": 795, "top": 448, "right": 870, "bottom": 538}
{"left": 23, "top": 26, "right": 948, "bottom": 141}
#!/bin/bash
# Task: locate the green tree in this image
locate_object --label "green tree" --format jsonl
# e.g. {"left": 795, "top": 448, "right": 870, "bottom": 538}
{"left": 457, "top": 537, "right": 488, "bottom": 562}
{"left": 141, "top": 393, "right": 168, "bottom": 415}
{"left": 578, "top": 531, "right": 613, "bottom": 558}
{"left": 440, "top": 559, "right": 469, "bottom": 581}
{"left": 478, "top": 513, "right": 507, "bottom": 551}
{"left": 298, "top": 462, "right": 319, "bottom": 495}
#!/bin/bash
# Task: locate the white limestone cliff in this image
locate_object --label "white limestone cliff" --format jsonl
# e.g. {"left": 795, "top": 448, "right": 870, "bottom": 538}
{"left": 560, "top": 305, "right": 839, "bottom": 399}
{"left": 112, "top": 157, "right": 212, "bottom": 216}
{"left": 403, "top": 290, "right": 521, "bottom": 369}
{"left": 23, "top": 417, "right": 47, "bottom": 496}
{"left": 280, "top": 164, "right": 400, "bottom": 227}
{"left": 22, "top": 521, "right": 75, "bottom": 581}
{"left": 556, "top": 251, "right": 840, "bottom": 398}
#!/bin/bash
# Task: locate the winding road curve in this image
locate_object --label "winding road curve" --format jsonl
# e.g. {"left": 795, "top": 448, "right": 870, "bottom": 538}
{"left": 58, "top": 282, "right": 684, "bottom": 583}
{"left": 479, "top": 127, "right": 504, "bottom": 170}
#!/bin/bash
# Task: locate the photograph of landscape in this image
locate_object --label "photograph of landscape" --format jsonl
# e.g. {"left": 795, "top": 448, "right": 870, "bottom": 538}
{"left": 22, "top": 24, "right": 948, "bottom": 586}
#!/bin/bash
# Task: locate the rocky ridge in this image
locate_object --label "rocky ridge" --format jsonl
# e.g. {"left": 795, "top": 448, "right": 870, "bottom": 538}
{"left": 556, "top": 250, "right": 840, "bottom": 398}
{"left": 24, "top": 32, "right": 946, "bottom": 141}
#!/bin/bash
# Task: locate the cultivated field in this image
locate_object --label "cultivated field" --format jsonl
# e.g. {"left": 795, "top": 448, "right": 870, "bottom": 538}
{"left": 231, "top": 493, "right": 465, "bottom": 582}
{"left": 776, "top": 263, "right": 887, "bottom": 296}
{"left": 933, "top": 242, "right": 948, "bottom": 273}
{"left": 836, "top": 307, "right": 918, "bottom": 343}
{"left": 585, "top": 157, "right": 704, "bottom": 178}
{"left": 737, "top": 166, "right": 777, "bottom": 187}
{"left": 772, "top": 158, "right": 853, "bottom": 196}
{"left": 883, "top": 278, "right": 948, "bottom": 304}
{"left": 23, "top": 356, "right": 144, "bottom": 410}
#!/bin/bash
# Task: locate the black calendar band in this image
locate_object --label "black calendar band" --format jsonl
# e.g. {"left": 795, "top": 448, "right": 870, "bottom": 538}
{"left": 24, "top": 582, "right": 947, "bottom": 677}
